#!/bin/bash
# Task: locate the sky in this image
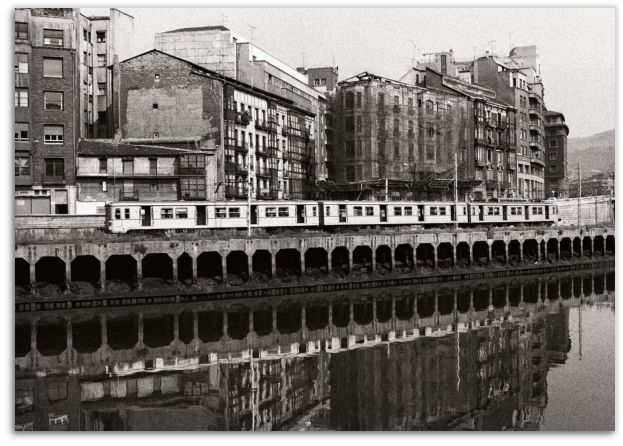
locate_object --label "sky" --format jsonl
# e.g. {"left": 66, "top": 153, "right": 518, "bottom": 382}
{"left": 86, "top": 7, "right": 614, "bottom": 138}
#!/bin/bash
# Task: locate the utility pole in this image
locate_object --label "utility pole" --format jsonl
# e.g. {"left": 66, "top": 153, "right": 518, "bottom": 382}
{"left": 454, "top": 152, "right": 459, "bottom": 232}
{"left": 577, "top": 163, "right": 582, "bottom": 227}
{"left": 385, "top": 177, "right": 389, "bottom": 202}
{"left": 248, "top": 154, "right": 252, "bottom": 237}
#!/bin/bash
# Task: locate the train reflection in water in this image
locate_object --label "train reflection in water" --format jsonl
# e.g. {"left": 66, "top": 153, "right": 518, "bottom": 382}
{"left": 15, "top": 269, "right": 614, "bottom": 431}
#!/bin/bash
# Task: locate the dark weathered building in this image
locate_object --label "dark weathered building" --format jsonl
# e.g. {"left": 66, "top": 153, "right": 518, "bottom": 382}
{"left": 543, "top": 110, "right": 569, "bottom": 198}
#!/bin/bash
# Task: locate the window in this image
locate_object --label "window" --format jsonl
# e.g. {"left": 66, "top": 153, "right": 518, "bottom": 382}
{"left": 356, "top": 92, "right": 362, "bottom": 108}
{"left": 44, "top": 158, "right": 64, "bottom": 179}
{"left": 154, "top": 73, "right": 160, "bottom": 81}
{"left": 14, "top": 53, "right": 28, "bottom": 73}
{"left": 354, "top": 206, "right": 363, "bottom": 216}
{"left": 426, "top": 144, "right": 435, "bottom": 161}
{"left": 43, "top": 58, "right": 63, "bottom": 78}
{"left": 15, "top": 22, "right": 28, "bottom": 40}
{"left": 97, "top": 83, "right": 106, "bottom": 96}
{"left": 122, "top": 159, "right": 134, "bottom": 174}
{"left": 325, "top": 206, "right": 331, "bottom": 216}
{"left": 266, "top": 207, "right": 277, "bottom": 217}
{"left": 96, "top": 31, "right": 106, "bottom": 43}
{"left": 181, "top": 178, "right": 206, "bottom": 199}
{"left": 365, "top": 206, "right": 374, "bottom": 216}
{"left": 149, "top": 158, "right": 157, "bottom": 174}
{"left": 115, "top": 209, "right": 121, "bottom": 220}
{"left": 517, "top": 207, "right": 522, "bottom": 215}
{"left": 278, "top": 207, "right": 289, "bottom": 217}
{"left": 161, "top": 208, "right": 174, "bottom": 219}
{"left": 44, "top": 91, "right": 63, "bottom": 110}
{"left": 426, "top": 100, "right": 434, "bottom": 114}
{"left": 175, "top": 208, "right": 188, "bottom": 219}
{"left": 15, "top": 157, "right": 30, "bottom": 176}
{"left": 511, "top": 207, "right": 517, "bottom": 216}
{"left": 150, "top": 181, "right": 158, "bottom": 191}
{"left": 488, "top": 207, "right": 494, "bottom": 215}
{"left": 549, "top": 140, "right": 558, "bottom": 148}
{"left": 15, "top": 89, "right": 28, "bottom": 107}
{"left": 228, "top": 207, "right": 241, "bottom": 218}
{"left": 43, "top": 125, "right": 64, "bottom": 144}
{"left": 394, "top": 206, "right": 402, "bottom": 216}
{"left": 124, "top": 208, "right": 130, "bottom": 219}
{"left": 430, "top": 207, "right": 438, "bottom": 216}
{"left": 404, "top": 206, "right": 413, "bottom": 216}
{"left": 43, "top": 29, "right": 63, "bottom": 46}
{"left": 97, "top": 54, "right": 106, "bottom": 67}
{"left": 313, "top": 78, "right": 320, "bottom": 86}
{"left": 15, "top": 123, "right": 28, "bottom": 142}
{"left": 99, "top": 158, "right": 107, "bottom": 174}
{"left": 549, "top": 152, "right": 557, "bottom": 161}
{"left": 427, "top": 127, "right": 435, "bottom": 138}
{"left": 439, "top": 207, "right": 447, "bottom": 216}
{"left": 550, "top": 165, "right": 558, "bottom": 172}
{"left": 216, "top": 207, "right": 226, "bottom": 218}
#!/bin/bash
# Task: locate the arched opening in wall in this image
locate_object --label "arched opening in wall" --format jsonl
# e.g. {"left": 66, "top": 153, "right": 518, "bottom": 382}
{"left": 606, "top": 271, "right": 615, "bottom": 292}
{"left": 305, "top": 298, "right": 329, "bottom": 330}
{"left": 197, "top": 310, "right": 223, "bottom": 342}
{"left": 492, "top": 284, "right": 506, "bottom": 308}
{"left": 508, "top": 240, "right": 521, "bottom": 266}
{"left": 437, "top": 243, "right": 454, "bottom": 269}
{"left": 143, "top": 314, "right": 174, "bottom": 347}
{"left": 332, "top": 297, "right": 350, "bottom": 327}
{"left": 573, "top": 237, "right": 582, "bottom": 257}
{"left": 582, "top": 237, "right": 593, "bottom": 257}
{"left": 106, "top": 255, "right": 137, "bottom": 291}
{"left": 276, "top": 249, "right": 301, "bottom": 279}
{"left": 456, "top": 287, "right": 471, "bottom": 313}
{"left": 253, "top": 304, "right": 273, "bottom": 337}
{"left": 252, "top": 250, "right": 272, "bottom": 281}
{"left": 352, "top": 246, "right": 372, "bottom": 273}
{"left": 395, "top": 292, "right": 414, "bottom": 320}
{"left": 178, "top": 311, "right": 194, "bottom": 344}
{"left": 472, "top": 242, "right": 489, "bottom": 267}
{"left": 523, "top": 239, "right": 538, "bottom": 263}
{"left": 573, "top": 277, "right": 582, "bottom": 298}
{"left": 606, "top": 235, "right": 615, "bottom": 255}
{"left": 508, "top": 281, "right": 521, "bottom": 306}
{"left": 15, "top": 258, "right": 30, "bottom": 292}
{"left": 456, "top": 242, "right": 471, "bottom": 268}
{"left": 107, "top": 314, "right": 138, "bottom": 350}
{"left": 305, "top": 248, "right": 328, "bottom": 277}
{"left": 197, "top": 252, "right": 222, "bottom": 283}
{"left": 276, "top": 301, "right": 301, "bottom": 334}
{"left": 583, "top": 275, "right": 593, "bottom": 296}
{"left": 547, "top": 278, "right": 558, "bottom": 301}
{"left": 376, "top": 294, "right": 392, "bottom": 323}
{"left": 72, "top": 317, "right": 101, "bottom": 353}
{"left": 417, "top": 290, "right": 435, "bottom": 318}
{"left": 472, "top": 286, "right": 489, "bottom": 311}
{"left": 177, "top": 253, "right": 193, "bottom": 284}
{"left": 142, "top": 253, "right": 173, "bottom": 289}
{"left": 227, "top": 304, "right": 249, "bottom": 340}
{"left": 491, "top": 241, "right": 506, "bottom": 265}
{"left": 353, "top": 296, "right": 373, "bottom": 325}
{"left": 593, "top": 273, "right": 605, "bottom": 295}
{"left": 15, "top": 323, "right": 30, "bottom": 357}
{"left": 375, "top": 245, "right": 392, "bottom": 272}
{"left": 593, "top": 236, "right": 605, "bottom": 256}
{"left": 438, "top": 288, "right": 454, "bottom": 315}
{"left": 416, "top": 244, "right": 435, "bottom": 270}
{"left": 560, "top": 277, "right": 572, "bottom": 299}
{"left": 546, "top": 239, "right": 558, "bottom": 262}
{"left": 35, "top": 256, "right": 65, "bottom": 293}
{"left": 36, "top": 318, "right": 66, "bottom": 356}
{"left": 226, "top": 251, "right": 248, "bottom": 284}
{"left": 559, "top": 238, "right": 572, "bottom": 260}
{"left": 331, "top": 247, "right": 350, "bottom": 276}
{"left": 70, "top": 255, "right": 100, "bottom": 293}
{"left": 523, "top": 280, "right": 539, "bottom": 304}
{"left": 395, "top": 244, "right": 414, "bottom": 272}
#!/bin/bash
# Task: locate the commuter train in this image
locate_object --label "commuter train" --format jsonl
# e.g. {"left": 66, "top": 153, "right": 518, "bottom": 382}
{"left": 105, "top": 200, "right": 558, "bottom": 233}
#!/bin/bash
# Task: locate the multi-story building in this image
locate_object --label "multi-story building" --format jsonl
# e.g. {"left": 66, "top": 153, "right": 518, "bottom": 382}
{"left": 155, "top": 25, "right": 322, "bottom": 197}
{"left": 14, "top": 8, "right": 80, "bottom": 215}
{"left": 543, "top": 110, "right": 569, "bottom": 198}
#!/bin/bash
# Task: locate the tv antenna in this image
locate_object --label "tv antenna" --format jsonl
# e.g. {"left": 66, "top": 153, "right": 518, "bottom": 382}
{"left": 247, "top": 25, "right": 256, "bottom": 44}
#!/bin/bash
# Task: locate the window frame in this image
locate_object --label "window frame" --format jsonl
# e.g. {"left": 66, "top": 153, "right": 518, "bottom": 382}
{"left": 15, "top": 22, "right": 28, "bottom": 40}
{"left": 43, "top": 91, "right": 64, "bottom": 110}
{"left": 43, "top": 28, "right": 64, "bottom": 47}
{"left": 15, "top": 123, "right": 29, "bottom": 142}
{"left": 161, "top": 208, "right": 174, "bottom": 219}
{"left": 43, "top": 57, "right": 63, "bottom": 78}
{"left": 15, "top": 89, "right": 28, "bottom": 107}
{"left": 43, "top": 125, "right": 64, "bottom": 144}
{"left": 228, "top": 207, "right": 241, "bottom": 218}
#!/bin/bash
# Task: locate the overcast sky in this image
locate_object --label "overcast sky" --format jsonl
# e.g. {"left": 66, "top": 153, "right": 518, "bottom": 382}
{"left": 84, "top": 7, "right": 614, "bottom": 138}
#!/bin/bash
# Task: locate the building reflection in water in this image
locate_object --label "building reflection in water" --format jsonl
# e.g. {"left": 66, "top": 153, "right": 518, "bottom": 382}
{"left": 14, "top": 270, "right": 614, "bottom": 431}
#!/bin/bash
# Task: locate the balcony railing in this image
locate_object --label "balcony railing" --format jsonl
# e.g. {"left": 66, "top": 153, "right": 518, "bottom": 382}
{"left": 255, "top": 120, "right": 270, "bottom": 131}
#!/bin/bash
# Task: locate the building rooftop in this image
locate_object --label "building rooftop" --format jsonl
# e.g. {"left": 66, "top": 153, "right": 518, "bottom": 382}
{"left": 162, "top": 25, "right": 230, "bottom": 34}
{"left": 77, "top": 140, "right": 202, "bottom": 157}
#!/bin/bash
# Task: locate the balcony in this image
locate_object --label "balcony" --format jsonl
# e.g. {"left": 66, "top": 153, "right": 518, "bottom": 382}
{"left": 529, "top": 140, "right": 541, "bottom": 148}
{"left": 224, "top": 109, "right": 237, "bottom": 122}
{"left": 255, "top": 120, "right": 270, "bottom": 132}
{"left": 530, "top": 157, "right": 545, "bottom": 167}
{"left": 528, "top": 107, "right": 542, "bottom": 118}
{"left": 234, "top": 143, "right": 249, "bottom": 154}
{"left": 235, "top": 112, "right": 251, "bottom": 126}
{"left": 256, "top": 167, "right": 271, "bottom": 177}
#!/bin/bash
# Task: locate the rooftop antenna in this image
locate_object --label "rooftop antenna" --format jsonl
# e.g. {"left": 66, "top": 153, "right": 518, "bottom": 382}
{"left": 247, "top": 25, "right": 256, "bottom": 44}
{"left": 221, "top": 14, "right": 227, "bottom": 26}
{"left": 487, "top": 40, "right": 496, "bottom": 57}
{"left": 506, "top": 31, "right": 514, "bottom": 54}
{"left": 408, "top": 39, "right": 418, "bottom": 67}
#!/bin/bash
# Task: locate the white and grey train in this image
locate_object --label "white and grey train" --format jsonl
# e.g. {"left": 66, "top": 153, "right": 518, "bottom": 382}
{"left": 106, "top": 200, "right": 558, "bottom": 233}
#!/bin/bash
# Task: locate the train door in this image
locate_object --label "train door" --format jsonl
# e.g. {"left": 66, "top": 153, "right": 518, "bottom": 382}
{"left": 418, "top": 205, "right": 425, "bottom": 222}
{"left": 251, "top": 205, "right": 258, "bottom": 224}
{"left": 524, "top": 206, "right": 530, "bottom": 220}
{"left": 545, "top": 206, "right": 549, "bottom": 220}
{"left": 296, "top": 205, "right": 305, "bottom": 224}
{"left": 502, "top": 205, "right": 508, "bottom": 221}
{"left": 450, "top": 205, "right": 456, "bottom": 223}
{"left": 339, "top": 205, "right": 347, "bottom": 223}
{"left": 140, "top": 206, "right": 152, "bottom": 227}
{"left": 380, "top": 205, "right": 388, "bottom": 223}
{"left": 479, "top": 206, "right": 484, "bottom": 221}
{"left": 196, "top": 206, "right": 206, "bottom": 225}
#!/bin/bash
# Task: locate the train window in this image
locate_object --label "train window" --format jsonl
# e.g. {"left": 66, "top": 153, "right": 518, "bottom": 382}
{"left": 517, "top": 207, "right": 522, "bottom": 215}
{"left": 404, "top": 206, "right": 413, "bottom": 216}
{"left": 487, "top": 207, "right": 493, "bottom": 215}
{"left": 365, "top": 206, "right": 374, "bottom": 216}
{"left": 114, "top": 208, "right": 121, "bottom": 219}
{"left": 532, "top": 207, "right": 538, "bottom": 214}
{"left": 326, "top": 206, "right": 330, "bottom": 216}
{"left": 393, "top": 207, "right": 402, "bottom": 216}
{"left": 354, "top": 206, "right": 363, "bottom": 216}
{"left": 539, "top": 207, "right": 543, "bottom": 215}
{"left": 312, "top": 206, "right": 317, "bottom": 217}
{"left": 511, "top": 207, "right": 517, "bottom": 215}
{"left": 229, "top": 208, "right": 241, "bottom": 218}
{"left": 175, "top": 208, "right": 188, "bottom": 219}
{"left": 430, "top": 207, "right": 438, "bottom": 216}
{"left": 216, "top": 207, "right": 226, "bottom": 218}
{"left": 439, "top": 207, "right": 446, "bottom": 216}
{"left": 266, "top": 207, "right": 277, "bottom": 217}
{"left": 278, "top": 207, "right": 289, "bottom": 217}
{"left": 493, "top": 207, "right": 500, "bottom": 215}
{"left": 161, "top": 208, "right": 173, "bottom": 219}
{"left": 124, "top": 208, "right": 130, "bottom": 219}
{"left": 472, "top": 207, "right": 476, "bottom": 215}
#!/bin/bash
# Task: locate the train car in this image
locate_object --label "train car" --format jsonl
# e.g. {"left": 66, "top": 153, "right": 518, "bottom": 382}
{"left": 466, "top": 202, "right": 557, "bottom": 225}
{"left": 251, "top": 201, "right": 319, "bottom": 228}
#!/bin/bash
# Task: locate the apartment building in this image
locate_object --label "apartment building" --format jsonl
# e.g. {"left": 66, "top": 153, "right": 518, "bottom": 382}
{"left": 543, "top": 110, "right": 569, "bottom": 198}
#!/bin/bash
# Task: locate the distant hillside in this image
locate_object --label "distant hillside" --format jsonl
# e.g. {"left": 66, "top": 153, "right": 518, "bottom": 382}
{"left": 567, "top": 129, "right": 615, "bottom": 178}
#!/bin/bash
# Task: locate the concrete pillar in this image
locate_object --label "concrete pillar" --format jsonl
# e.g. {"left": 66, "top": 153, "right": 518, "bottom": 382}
{"left": 488, "top": 287, "right": 494, "bottom": 311}
{"left": 389, "top": 247, "right": 395, "bottom": 271}
{"left": 66, "top": 318, "right": 72, "bottom": 350}
{"left": 453, "top": 289, "right": 458, "bottom": 314}
{"left": 391, "top": 295, "right": 396, "bottom": 319}
{"left": 100, "top": 259, "right": 106, "bottom": 290}
{"left": 432, "top": 246, "right": 437, "bottom": 270}
{"left": 301, "top": 305, "right": 307, "bottom": 330}
{"left": 191, "top": 255, "right": 198, "bottom": 284}
{"left": 372, "top": 296, "right": 377, "bottom": 322}
{"left": 100, "top": 314, "right": 107, "bottom": 347}
{"left": 137, "top": 312, "right": 144, "bottom": 346}
{"left": 300, "top": 250, "right": 306, "bottom": 275}
{"left": 555, "top": 241, "right": 560, "bottom": 260}
{"left": 433, "top": 289, "right": 440, "bottom": 324}
{"left": 328, "top": 303, "right": 333, "bottom": 327}
{"left": 371, "top": 247, "right": 377, "bottom": 272}
{"left": 64, "top": 259, "right": 71, "bottom": 289}
{"left": 173, "top": 313, "right": 179, "bottom": 342}
{"left": 452, "top": 244, "right": 457, "bottom": 268}
{"left": 349, "top": 299, "right": 354, "bottom": 323}
{"left": 468, "top": 243, "right": 473, "bottom": 266}
{"left": 192, "top": 310, "right": 199, "bottom": 342}
{"left": 247, "top": 254, "right": 253, "bottom": 279}
{"left": 222, "top": 310, "right": 228, "bottom": 338}
{"left": 136, "top": 256, "right": 143, "bottom": 290}
{"left": 504, "top": 243, "right": 509, "bottom": 265}
{"left": 30, "top": 319, "right": 37, "bottom": 353}
{"left": 271, "top": 252, "right": 277, "bottom": 278}
{"left": 518, "top": 242, "right": 523, "bottom": 263}
{"left": 488, "top": 243, "right": 493, "bottom": 264}
{"left": 536, "top": 242, "right": 541, "bottom": 262}
{"left": 469, "top": 288, "right": 475, "bottom": 312}
{"left": 249, "top": 308, "right": 254, "bottom": 334}
{"left": 221, "top": 255, "right": 227, "bottom": 280}
{"left": 348, "top": 250, "right": 353, "bottom": 272}
{"left": 272, "top": 306, "right": 278, "bottom": 332}
{"left": 413, "top": 245, "right": 418, "bottom": 269}
{"left": 29, "top": 262, "right": 36, "bottom": 291}
{"left": 570, "top": 277, "right": 574, "bottom": 297}
{"left": 171, "top": 255, "right": 178, "bottom": 282}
